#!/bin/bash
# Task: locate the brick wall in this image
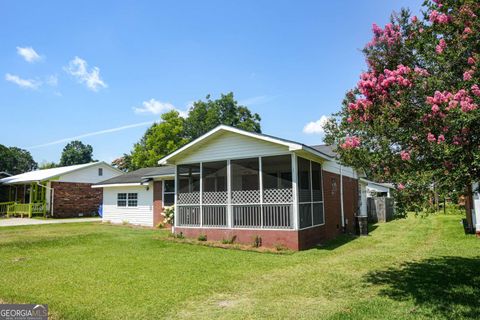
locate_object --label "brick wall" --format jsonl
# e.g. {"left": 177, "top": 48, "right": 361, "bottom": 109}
{"left": 342, "top": 175, "right": 359, "bottom": 234}
{"left": 51, "top": 181, "right": 102, "bottom": 218}
{"left": 153, "top": 181, "right": 167, "bottom": 227}
{"left": 174, "top": 227, "right": 300, "bottom": 250}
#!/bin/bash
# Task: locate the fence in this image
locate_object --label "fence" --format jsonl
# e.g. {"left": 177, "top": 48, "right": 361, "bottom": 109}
{"left": 367, "top": 197, "right": 394, "bottom": 223}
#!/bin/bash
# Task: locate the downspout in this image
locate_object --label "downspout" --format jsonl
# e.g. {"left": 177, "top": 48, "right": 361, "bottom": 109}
{"left": 37, "top": 182, "right": 54, "bottom": 217}
{"left": 340, "top": 165, "right": 345, "bottom": 231}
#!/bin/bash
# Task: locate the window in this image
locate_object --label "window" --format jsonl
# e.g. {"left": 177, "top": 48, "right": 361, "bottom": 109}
{"left": 128, "top": 193, "right": 138, "bottom": 207}
{"left": 262, "top": 155, "right": 292, "bottom": 190}
{"left": 117, "top": 193, "right": 138, "bottom": 207}
{"left": 163, "top": 180, "right": 175, "bottom": 207}
{"left": 178, "top": 164, "right": 201, "bottom": 194}
{"left": 117, "top": 193, "right": 126, "bottom": 207}
{"left": 202, "top": 161, "right": 227, "bottom": 193}
{"left": 231, "top": 158, "right": 259, "bottom": 192}
{"left": 98, "top": 168, "right": 103, "bottom": 176}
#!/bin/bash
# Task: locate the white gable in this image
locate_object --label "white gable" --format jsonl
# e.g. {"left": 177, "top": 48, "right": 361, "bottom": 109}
{"left": 176, "top": 131, "right": 289, "bottom": 164}
{"left": 59, "top": 163, "right": 122, "bottom": 183}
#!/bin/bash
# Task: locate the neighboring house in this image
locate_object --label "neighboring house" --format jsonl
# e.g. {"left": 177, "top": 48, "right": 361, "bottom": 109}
{"left": 157, "top": 125, "right": 363, "bottom": 250}
{"left": 469, "top": 182, "right": 480, "bottom": 235}
{"left": 359, "top": 178, "right": 395, "bottom": 222}
{"left": 93, "top": 167, "right": 175, "bottom": 227}
{"left": 0, "top": 162, "right": 122, "bottom": 218}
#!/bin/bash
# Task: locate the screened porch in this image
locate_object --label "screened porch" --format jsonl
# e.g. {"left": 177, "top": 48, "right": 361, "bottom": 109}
{"left": 175, "top": 154, "right": 324, "bottom": 230}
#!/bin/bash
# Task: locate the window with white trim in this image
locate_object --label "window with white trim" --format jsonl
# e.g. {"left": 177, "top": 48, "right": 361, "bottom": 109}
{"left": 117, "top": 193, "right": 138, "bottom": 207}
{"left": 163, "top": 180, "right": 175, "bottom": 207}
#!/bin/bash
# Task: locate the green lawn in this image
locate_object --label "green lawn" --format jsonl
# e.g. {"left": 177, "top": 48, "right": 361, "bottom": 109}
{"left": 0, "top": 214, "right": 479, "bottom": 319}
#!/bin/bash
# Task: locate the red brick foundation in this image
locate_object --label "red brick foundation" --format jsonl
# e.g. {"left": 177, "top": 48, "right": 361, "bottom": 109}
{"left": 51, "top": 182, "right": 102, "bottom": 218}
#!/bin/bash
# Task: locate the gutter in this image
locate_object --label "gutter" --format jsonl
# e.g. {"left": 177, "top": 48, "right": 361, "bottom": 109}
{"left": 340, "top": 165, "right": 345, "bottom": 230}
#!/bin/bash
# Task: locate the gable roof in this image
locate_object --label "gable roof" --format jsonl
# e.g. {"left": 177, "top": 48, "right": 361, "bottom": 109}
{"left": 158, "top": 125, "right": 336, "bottom": 165}
{"left": 93, "top": 166, "right": 175, "bottom": 187}
{"left": 0, "top": 162, "right": 120, "bottom": 185}
{"left": 309, "top": 145, "right": 338, "bottom": 158}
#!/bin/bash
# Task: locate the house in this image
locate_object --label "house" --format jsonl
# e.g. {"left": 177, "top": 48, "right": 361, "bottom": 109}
{"left": 359, "top": 178, "right": 395, "bottom": 223}
{"left": 0, "top": 162, "right": 122, "bottom": 218}
{"left": 156, "top": 125, "right": 363, "bottom": 250}
{"left": 469, "top": 182, "right": 480, "bottom": 236}
{"left": 92, "top": 166, "right": 175, "bottom": 227}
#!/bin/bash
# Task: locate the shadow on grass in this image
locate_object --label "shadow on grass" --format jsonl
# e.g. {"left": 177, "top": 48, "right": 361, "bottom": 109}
{"left": 365, "top": 256, "right": 480, "bottom": 318}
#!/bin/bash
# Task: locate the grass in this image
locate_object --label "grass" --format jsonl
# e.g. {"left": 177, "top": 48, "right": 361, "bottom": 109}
{"left": 0, "top": 214, "right": 479, "bottom": 319}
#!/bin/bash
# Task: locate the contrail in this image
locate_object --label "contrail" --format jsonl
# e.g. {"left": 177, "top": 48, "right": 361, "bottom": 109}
{"left": 27, "top": 121, "right": 154, "bottom": 149}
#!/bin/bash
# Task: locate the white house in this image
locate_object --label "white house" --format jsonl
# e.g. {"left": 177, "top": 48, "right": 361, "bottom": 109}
{"left": 93, "top": 166, "right": 175, "bottom": 227}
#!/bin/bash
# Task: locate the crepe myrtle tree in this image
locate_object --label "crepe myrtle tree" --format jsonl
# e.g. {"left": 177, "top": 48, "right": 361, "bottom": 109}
{"left": 324, "top": 0, "right": 480, "bottom": 216}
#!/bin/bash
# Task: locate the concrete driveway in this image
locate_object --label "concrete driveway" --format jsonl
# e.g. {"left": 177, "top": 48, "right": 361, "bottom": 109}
{"left": 0, "top": 217, "right": 101, "bottom": 227}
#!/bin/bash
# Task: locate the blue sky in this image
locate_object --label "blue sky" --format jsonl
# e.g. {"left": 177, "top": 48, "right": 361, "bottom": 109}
{"left": 0, "top": 0, "right": 422, "bottom": 165}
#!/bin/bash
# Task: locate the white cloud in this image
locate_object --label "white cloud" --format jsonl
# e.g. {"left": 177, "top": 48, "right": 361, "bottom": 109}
{"left": 303, "top": 115, "right": 330, "bottom": 134}
{"left": 133, "top": 98, "right": 188, "bottom": 117}
{"left": 16, "top": 46, "right": 42, "bottom": 63}
{"left": 64, "top": 56, "right": 107, "bottom": 91}
{"left": 46, "top": 74, "right": 58, "bottom": 86}
{"left": 5, "top": 73, "right": 41, "bottom": 89}
{"left": 27, "top": 121, "right": 154, "bottom": 149}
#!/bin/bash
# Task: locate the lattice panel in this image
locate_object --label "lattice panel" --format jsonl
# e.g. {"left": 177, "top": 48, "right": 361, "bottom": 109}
{"left": 231, "top": 190, "right": 260, "bottom": 204}
{"left": 202, "top": 191, "right": 228, "bottom": 204}
{"left": 177, "top": 192, "right": 200, "bottom": 204}
{"left": 263, "top": 188, "right": 293, "bottom": 203}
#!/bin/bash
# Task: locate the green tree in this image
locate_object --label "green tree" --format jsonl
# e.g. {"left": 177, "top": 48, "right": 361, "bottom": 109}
{"left": 38, "top": 161, "right": 58, "bottom": 169}
{"left": 127, "top": 93, "right": 262, "bottom": 170}
{"left": 130, "top": 110, "right": 188, "bottom": 169}
{"left": 0, "top": 144, "right": 37, "bottom": 175}
{"left": 59, "top": 141, "right": 94, "bottom": 166}
{"left": 324, "top": 0, "right": 480, "bottom": 215}
{"left": 184, "top": 92, "right": 261, "bottom": 140}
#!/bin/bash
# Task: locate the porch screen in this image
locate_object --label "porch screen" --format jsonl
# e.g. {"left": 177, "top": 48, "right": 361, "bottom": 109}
{"left": 298, "top": 157, "right": 325, "bottom": 228}
{"left": 177, "top": 163, "right": 200, "bottom": 226}
{"left": 231, "top": 158, "right": 261, "bottom": 227}
{"left": 202, "top": 161, "right": 228, "bottom": 227}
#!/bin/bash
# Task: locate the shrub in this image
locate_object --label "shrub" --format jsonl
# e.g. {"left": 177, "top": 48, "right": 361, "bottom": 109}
{"left": 162, "top": 206, "right": 174, "bottom": 225}
{"left": 221, "top": 235, "right": 236, "bottom": 244}
{"left": 197, "top": 234, "right": 207, "bottom": 241}
{"left": 175, "top": 232, "right": 184, "bottom": 239}
{"left": 252, "top": 235, "right": 262, "bottom": 248}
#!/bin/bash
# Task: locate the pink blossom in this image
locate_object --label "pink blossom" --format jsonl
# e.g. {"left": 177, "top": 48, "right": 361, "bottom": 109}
{"left": 347, "top": 117, "right": 353, "bottom": 123}
{"left": 463, "top": 70, "right": 474, "bottom": 81}
{"left": 367, "top": 23, "right": 401, "bottom": 48}
{"left": 471, "top": 84, "right": 480, "bottom": 97}
{"left": 414, "top": 67, "right": 429, "bottom": 76}
{"left": 463, "top": 27, "right": 473, "bottom": 35}
{"left": 429, "top": 10, "right": 450, "bottom": 24}
{"left": 340, "top": 136, "right": 361, "bottom": 149}
{"left": 411, "top": 16, "right": 418, "bottom": 23}
{"left": 419, "top": 28, "right": 424, "bottom": 33}
{"left": 398, "top": 183, "right": 405, "bottom": 190}
{"left": 436, "top": 39, "right": 446, "bottom": 54}
{"left": 437, "top": 134, "right": 445, "bottom": 143}
{"left": 468, "top": 57, "right": 476, "bottom": 65}
{"left": 431, "top": 104, "right": 440, "bottom": 113}
{"left": 400, "top": 150, "right": 411, "bottom": 161}
{"left": 427, "top": 133, "right": 436, "bottom": 143}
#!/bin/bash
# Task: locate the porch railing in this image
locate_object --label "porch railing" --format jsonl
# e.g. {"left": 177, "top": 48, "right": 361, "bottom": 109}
{"left": 0, "top": 202, "right": 15, "bottom": 215}
{"left": 5, "top": 202, "right": 46, "bottom": 218}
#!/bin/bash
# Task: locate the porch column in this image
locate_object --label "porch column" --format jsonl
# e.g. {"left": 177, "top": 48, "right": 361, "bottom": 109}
{"left": 291, "top": 154, "right": 299, "bottom": 230}
{"left": 227, "top": 159, "right": 232, "bottom": 228}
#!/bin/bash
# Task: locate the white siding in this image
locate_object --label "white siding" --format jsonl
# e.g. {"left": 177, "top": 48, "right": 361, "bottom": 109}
{"left": 102, "top": 185, "right": 154, "bottom": 227}
{"left": 59, "top": 163, "right": 121, "bottom": 183}
{"left": 177, "top": 131, "right": 289, "bottom": 164}
{"left": 322, "top": 160, "right": 358, "bottom": 179}
{"left": 473, "top": 182, "right": 480, "bottom": 232}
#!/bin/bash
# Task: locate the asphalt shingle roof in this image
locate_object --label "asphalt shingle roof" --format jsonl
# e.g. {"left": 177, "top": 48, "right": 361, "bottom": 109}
{"left": 94, "top": 166, "right": 175, "bottom": 185}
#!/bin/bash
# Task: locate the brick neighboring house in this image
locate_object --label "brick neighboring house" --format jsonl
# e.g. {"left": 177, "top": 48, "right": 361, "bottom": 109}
{"left": 154, "top": 125, "right": 366, "bottom": 250}
{"left": 0, "top": 162, "right": 122, "bottom": 218}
